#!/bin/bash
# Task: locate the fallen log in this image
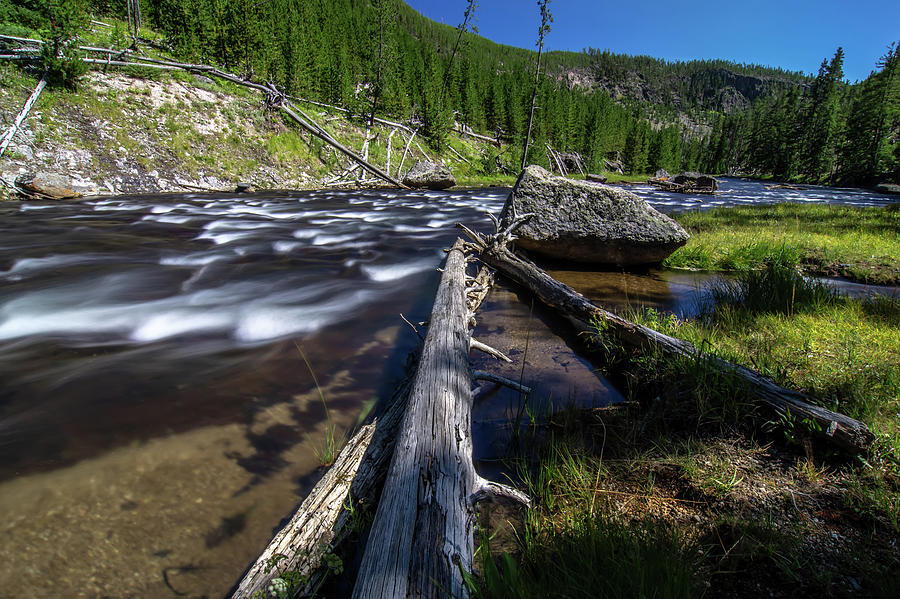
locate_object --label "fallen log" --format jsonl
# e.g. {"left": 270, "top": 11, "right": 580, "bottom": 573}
{"left": 0, "top": 76, "right": 46, "bottom": 159}
{"left": 233, "top": 255, "right": 506, "bottom": 598}
{"left": 352, "top": 239, "right": 527, "bottom": 599}
{"left": 459, "top": 225, "right": 875, "bottom": 453}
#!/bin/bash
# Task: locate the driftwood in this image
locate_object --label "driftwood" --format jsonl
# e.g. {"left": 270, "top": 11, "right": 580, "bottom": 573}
{"left": 352, "top": 239, "right": 528, "bottom": 599}
{"left": 459, "top": 225, "right": 875, "bottom": 453}
{"left": 0, "top": 76, "right": 46, "bottom": 159}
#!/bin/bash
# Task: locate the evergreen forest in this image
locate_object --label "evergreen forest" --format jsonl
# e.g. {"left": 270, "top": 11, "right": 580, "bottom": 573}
{"left": 2, "top": 0, "right": 898, "bottom": 184}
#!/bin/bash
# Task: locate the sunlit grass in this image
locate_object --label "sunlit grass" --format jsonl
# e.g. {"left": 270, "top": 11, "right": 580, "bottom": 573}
{"left": 666, "top": 203, "right": 900, "bottom": 284}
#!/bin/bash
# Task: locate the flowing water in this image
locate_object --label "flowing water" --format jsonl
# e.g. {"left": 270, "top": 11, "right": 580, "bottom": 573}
{"left": 0, "top": 179, "right": 896, "bottom": 597}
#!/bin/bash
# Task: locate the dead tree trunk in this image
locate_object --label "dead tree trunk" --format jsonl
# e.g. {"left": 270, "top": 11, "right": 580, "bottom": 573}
{"left": 0, "top": 76, "right": 45, "bottom": 159}
{"left": 459, "top": 225, "right": 875, "bottom": 453}
{"left": 352, "top": 239, "right": 527, "bottom": 599}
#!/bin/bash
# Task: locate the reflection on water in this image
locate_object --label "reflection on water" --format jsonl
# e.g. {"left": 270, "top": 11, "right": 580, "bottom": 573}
{"left": 0, "top": 179, "right": 896, "bottom": 597}
{"left": 548, "top": 268, "right": 715, "bottom": 318}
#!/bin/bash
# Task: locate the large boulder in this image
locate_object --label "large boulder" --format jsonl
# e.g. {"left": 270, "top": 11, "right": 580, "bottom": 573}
{"left": 500, "top": 165, "right": 689, "bottom": 266}
{"left": 402, "top": 161, "right": 456, "bottom": 190}
{"left": 15, "top": 172, "right": 82, "bottom": 199}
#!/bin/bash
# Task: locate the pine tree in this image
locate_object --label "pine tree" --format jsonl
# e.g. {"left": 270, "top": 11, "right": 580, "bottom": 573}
{"left": 799, "top": 48, "right": 845, "bottom": 181}
{"left": 40, "top": 0, "right": 89, "bottom": 89}
{"left": 839, "top": 43, "right": 900, "bottom": 184}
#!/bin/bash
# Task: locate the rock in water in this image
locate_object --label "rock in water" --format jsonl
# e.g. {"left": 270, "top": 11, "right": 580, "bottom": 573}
{"left": 672, "top": 171, "right": 719, "bottom": 191}
{"left": 402, "top": 161, "right": 456, "bottom": 190}
{"left": 500, "top": 165, "right": 689, "bottom": 266}
{"left": 585, "top": 173, "right": 607, "bottom": 184}
{"left": 15, "top": 172, "right": 82, "bottom": 199}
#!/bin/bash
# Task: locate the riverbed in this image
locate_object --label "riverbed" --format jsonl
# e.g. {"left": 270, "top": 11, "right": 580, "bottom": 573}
{"left": 0, "top": 178, "right": 896, "bottom": 597}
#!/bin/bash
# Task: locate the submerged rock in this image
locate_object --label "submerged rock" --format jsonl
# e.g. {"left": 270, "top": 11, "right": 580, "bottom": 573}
{"left": 500, "top": 165, "right": 689, "bottom": 266}
{"left": 15, "top": 172, "right": 82, "bottom": 199}
{"left": 402, "top": 161, "right": 456, "bottom": 190}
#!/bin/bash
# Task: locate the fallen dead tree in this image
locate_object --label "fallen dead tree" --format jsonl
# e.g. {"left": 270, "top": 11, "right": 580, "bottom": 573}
{"left": 0, "top": 76, "right": 45, "bottom": 159}
{"left": 232, "top": 247, "right": 525, "bottom": 599}
{"left": 352, "top": 239, "right": 528, "bottom": 599}
{"left": 458, "top": 220, "right": 875, "bottom": 454}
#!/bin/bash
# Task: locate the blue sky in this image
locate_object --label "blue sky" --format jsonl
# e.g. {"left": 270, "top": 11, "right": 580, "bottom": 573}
{"left": 404, "top": 1, "right": 900, "bottom": 82}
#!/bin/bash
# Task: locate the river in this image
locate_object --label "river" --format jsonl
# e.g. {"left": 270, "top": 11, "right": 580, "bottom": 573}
{"left": 0, "top": 178, "right": 896, "bottom": 597}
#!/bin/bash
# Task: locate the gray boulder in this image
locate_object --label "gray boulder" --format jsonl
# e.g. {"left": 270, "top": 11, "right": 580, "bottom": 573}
{"left": 15, "top": 172, "right": 82, "bottom": 199}
{"left": 500, "top": 165, "right": 689, "bottom": 266}
{"left": 585, "top": 173, "right": 607, "bottom": 184}
{"left": 402, "top": 161, "right": 456, "bottom": 190}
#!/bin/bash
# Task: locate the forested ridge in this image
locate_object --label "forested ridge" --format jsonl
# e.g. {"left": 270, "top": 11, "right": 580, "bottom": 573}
{"left": 2, "top": 0, "right": 898, "bottom": 184}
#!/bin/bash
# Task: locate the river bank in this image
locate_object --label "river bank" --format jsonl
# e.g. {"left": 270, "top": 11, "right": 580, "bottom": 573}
{"left": 465, "top": 218, "right": 899, "bottom": 599}
{"left": 0, "top": 63, "right": 515, "bottom": 199}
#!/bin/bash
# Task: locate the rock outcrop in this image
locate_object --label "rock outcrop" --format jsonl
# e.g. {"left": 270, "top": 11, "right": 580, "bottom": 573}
{"left": 15, "top": 172, "right": 82, "bottom": 199}
{"left": 500, "top": 165, "right": 689, "bottom": 266}
{"left": 402, "top": 161, "right": 456, "bottom": 190}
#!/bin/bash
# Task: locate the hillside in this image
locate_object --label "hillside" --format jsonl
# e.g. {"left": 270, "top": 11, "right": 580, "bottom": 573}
{"left": 1, "top": 0, "right": 897, "bottom": 189}
{"left": 0, "top": 60, "right": 505, "bottom": 197}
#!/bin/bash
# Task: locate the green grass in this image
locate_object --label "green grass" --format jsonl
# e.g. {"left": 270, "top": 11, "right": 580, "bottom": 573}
{"left": 471, "top": 432, "right": 698, "bottom": 599}
{"left": 622, "top": 262, "right": 900, "bottom": 527}
{"left": 665, "top": 203, "right": 900, "bottom": 285}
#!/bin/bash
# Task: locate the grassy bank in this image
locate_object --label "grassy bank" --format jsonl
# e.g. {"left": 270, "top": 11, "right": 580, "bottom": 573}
{"left": 665, "top": 203, "right": 900, "bottom": 285}
{"left": 472, "top": 249, "right": 899, "bottom": 598}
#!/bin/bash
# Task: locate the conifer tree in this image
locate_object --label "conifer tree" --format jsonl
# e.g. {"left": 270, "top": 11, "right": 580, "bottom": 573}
{"left": 40, "top": 0, "right": 89, "bottom": 89}
{"left": 799, "top": 48, "right": 845, "bottom": 181}
{"left": 839, "top": 43, "right": 899, "bottom": 183}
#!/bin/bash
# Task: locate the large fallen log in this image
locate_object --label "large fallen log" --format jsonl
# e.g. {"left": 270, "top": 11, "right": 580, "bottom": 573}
{"left": 459, "top": 224, "right": 875, "bottom": 453}
{"left": 0, "top": 76, "right": 45, "bottom": 159}
{"left": 352, "top": 239, "right": 527, "bottom": 599}
{"left": 0, "top": 42, "right": 407, "bottom": 189}
{"left": 232, "top": 258, "right": 508, "bottom": 598}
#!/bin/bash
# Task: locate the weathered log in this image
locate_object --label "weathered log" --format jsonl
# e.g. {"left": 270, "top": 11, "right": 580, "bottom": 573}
{"left": 229, "top": 371, "right": 413, "bottom": 599}
{"left": 0, "top": 76, "right": 46, "bottom": 159}
{"left": 460, "top": 226, "right": 875, "bottom": 453}
{"left": 397, "top": 129, "right": 418, "bottom": 180}
{"left": 352, "top": 239, "right": 527, "bottom": 599}
{"left": 473, "top": 370, "right": 531, "bottom": 394}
